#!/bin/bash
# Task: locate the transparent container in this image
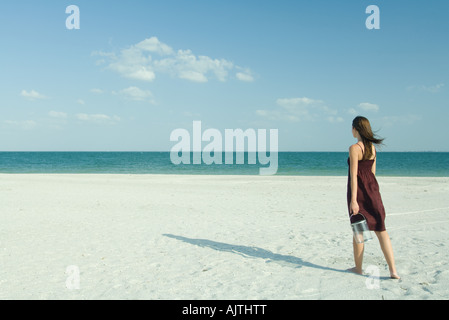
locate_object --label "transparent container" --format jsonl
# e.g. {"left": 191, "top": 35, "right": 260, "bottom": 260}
{"left": 350, "top": 214, "right": 373, "bottom": 244}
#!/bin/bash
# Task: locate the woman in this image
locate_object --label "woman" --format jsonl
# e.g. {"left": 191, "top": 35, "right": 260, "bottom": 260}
{"left": 347, "top": 116, "right": 400, "bottom": 280}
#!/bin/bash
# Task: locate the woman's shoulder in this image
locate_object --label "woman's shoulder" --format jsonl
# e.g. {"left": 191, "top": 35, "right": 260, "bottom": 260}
{"left": 349, "top": 143, "right": 363, "bottom": 153}
{"left": 349, "top": 143, "right": 376, "bottom": 161}
{"left": 348, "top": 144, "right": 363, "bottom": 161}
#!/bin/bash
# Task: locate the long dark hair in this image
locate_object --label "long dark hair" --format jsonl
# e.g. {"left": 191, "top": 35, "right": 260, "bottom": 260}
{"left": 352, "top": 116, "right": 384, "bottom": 160}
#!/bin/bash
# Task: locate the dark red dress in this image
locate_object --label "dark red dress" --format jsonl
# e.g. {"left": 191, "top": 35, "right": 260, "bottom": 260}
{"left": 347, "top": 157, "right": 386, "bottom": 232}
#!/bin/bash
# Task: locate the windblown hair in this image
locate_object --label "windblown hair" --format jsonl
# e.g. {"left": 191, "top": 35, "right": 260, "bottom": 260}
{"left": 352, "top": 116, "right": 385, "bottom": 160}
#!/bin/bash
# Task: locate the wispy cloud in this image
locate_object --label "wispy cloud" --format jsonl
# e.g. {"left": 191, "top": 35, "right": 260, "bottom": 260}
{"left": 94, "top": 36, "right": 254, "bottom": 83}
{"left": 3, "top": 120, "right": 37, "bottom": 130}
{"left": 382, "top": 114, "right": 421, "bottom": 126}
{"left": 256, "top": 97, "right": 342, "bottom": 123}
{"left": 47, "top": 111, "right": 119, "bottom": 126}
{"left": 348, "top": 102, "right": 380, "bottom": 115}
{"left": 114, "top": 86, "right": 155, "bottom": 104}
{"left": 358, "top": 102, "right": 379, "bottom": 112}
{"left": 20, "top": 90, "right": 47, "bottom": 101}
{"left": 76, "top": 113, "right": 121, "bottom": 125}
{"left": 48, "top": 111, "right": 68, "bottom": 119}
{"left": 236, "top": 67, "right": 255, "bottom": 82}
{"left": 407, "top": 83, "right": 445, "bottom": 93}
{"left": 90, "top": 88, "right": 104, "bottom": 94}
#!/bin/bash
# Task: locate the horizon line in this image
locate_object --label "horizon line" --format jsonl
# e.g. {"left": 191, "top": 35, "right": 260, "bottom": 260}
{"left": 0, "top": 150, "right": 448, "bottom": 153}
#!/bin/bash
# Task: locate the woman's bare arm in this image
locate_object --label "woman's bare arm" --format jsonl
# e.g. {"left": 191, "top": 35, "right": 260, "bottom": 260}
{"left": 349, "top": 145, "right": 360, "bottom": 214}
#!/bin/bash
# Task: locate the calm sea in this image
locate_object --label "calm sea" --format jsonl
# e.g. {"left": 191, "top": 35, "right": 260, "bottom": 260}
{"left": 0, "top": 152, "right": 447, "bottom": 177}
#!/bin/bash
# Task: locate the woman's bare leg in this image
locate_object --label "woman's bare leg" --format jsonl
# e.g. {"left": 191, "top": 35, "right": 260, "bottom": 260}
{"left": 375, "top": 231, "right": 400, "bottom": 279}
{"left": 351, "top": 238, "right": 364, "bottom": 274}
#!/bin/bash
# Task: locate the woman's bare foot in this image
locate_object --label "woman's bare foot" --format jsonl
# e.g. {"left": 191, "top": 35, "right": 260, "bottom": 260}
{"left": 390, "top": 273, "right": 401, "bottom": 280}
{"left": 348, "top": 267, "right": 363, "bottom": 275}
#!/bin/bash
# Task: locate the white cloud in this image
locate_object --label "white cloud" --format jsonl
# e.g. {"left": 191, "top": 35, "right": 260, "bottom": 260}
{"left": 327, "top": 116, "right": 344, "bottom": 123}
{"left": 49, "top": 111, "right": 68, "bottom": 119}
{"left": 126, "top": 66, "right": 156, "bottom": 82}
{"left": 95, "top": 36, "right": 253, "bottom": 83}
{"left": 235, "top": 67, "right": 254, "bottom": 82}
{"left": 92, "top": 51, "right": 116, "bottom": 66}
{"left": 382, "top": 114, "right": 421, "bottom": 126}
{"left": 348, "top": 102, "right": 380, "bottom": 115}
{"left": 90, "top": 88, "right": 104, "bottom": 94}
{"left": 236, "top": 72, "right": 254, "bottom": 82}
{"left": 95, "top": 45, "right": 156, "bottom": 81}
{"left": 275, "top": 98, "right": 316, "bottom": 121}
{"left": 3, "top": 120, "right": 37, "bottom": 130}
{"left": 76, "top": 113, "right": 121, "bottom": 124}
{"left": 256, "top": 109, "right": 294, "bottom": 122}
{"left": 178, "top": 70, "right": 208, "bottom": 83}
{"left": 358, "top": 102, "right": 379, "bottom": 112}
{"left": 407, "top": 83, "right": 445, "bottom": 93}
{"left": 256, "top": 97, "right": 340, "bottom": 123}
{"left": 347, "top": 108, "right": 358, "bottom": 116}
{"left": 20, "top": 90, "right": 47, "bottom": 100}
{"left": 135, "top": 37, "right": 174, "bottom": 56}
{"left": 115, "top": 86, "right": 155, "bottom": 103}
{"left": 77, "top": 99, "right": 86, "bottom": 105}
{"left": 277, "top": 97, "right": 322, "bottom": 108}
{"left": 163, "top": 49, "right": 234, "bottom": 82}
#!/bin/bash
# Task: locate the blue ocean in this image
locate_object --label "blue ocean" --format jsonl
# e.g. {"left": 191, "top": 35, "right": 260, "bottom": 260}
{"left": 0, "top": 152, "right": 447, "bottom": 176}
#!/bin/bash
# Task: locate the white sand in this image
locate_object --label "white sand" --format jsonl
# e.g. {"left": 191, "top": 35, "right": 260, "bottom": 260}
{"left": 0, "top": 174, "right": 448, "bottom": 300}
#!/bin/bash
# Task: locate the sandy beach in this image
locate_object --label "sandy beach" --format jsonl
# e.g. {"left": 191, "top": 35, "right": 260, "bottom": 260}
{"left": 0, "top": 174, "right": 448, "bottom": 300}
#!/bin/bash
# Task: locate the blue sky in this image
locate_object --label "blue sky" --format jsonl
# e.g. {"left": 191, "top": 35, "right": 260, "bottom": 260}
{"left": 0, "top": 0, "right": 448, "bottom": 151}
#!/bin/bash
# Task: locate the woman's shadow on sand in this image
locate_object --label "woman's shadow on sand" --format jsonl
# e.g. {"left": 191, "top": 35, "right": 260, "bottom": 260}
{"left": 163, "top": 234, "right": 347, "bottom": 273}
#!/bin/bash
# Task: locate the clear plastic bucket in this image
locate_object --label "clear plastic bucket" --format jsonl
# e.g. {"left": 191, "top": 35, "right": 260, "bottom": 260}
{"left": 350, "top": 214, "right": 373, "bottom": 244}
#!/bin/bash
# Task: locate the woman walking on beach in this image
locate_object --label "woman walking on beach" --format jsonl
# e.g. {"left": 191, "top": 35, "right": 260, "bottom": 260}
{"left": 347, "top": 116, "right": 400, "bottom": 279}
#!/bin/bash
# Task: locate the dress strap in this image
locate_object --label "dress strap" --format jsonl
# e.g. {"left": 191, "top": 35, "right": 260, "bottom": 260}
{"left": 356, "top": 143, "right": 364, "bottom": 155}
{"left": 355, "top": 143, "right": 377, "bottom": 160}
